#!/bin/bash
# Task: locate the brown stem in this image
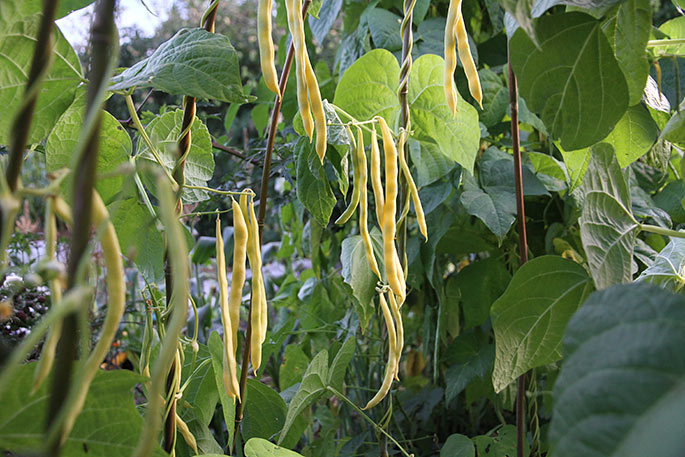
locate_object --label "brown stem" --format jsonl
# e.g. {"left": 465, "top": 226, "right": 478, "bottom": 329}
{"left": 48, "top": 1, "right": 116, "bottom": 455}
{"left": 232, "top": 0, "right": 312, "bottom": 452}
{"left": 508, "top": 43, "right": 529, "bottom": 457}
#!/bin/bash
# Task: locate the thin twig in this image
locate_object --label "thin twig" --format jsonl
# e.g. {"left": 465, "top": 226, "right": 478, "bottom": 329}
{"left": 211, "top": 139, "right": 257, "bottom": 164}
{"left": 232, "top": 1, "right": 312, "bottom": 453}
{"left": 508, "top": 42, "right": 529, "bottom": 457}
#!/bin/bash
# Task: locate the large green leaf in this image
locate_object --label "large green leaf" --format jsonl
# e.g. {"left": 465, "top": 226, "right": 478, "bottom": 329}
{"left": 637, "top": 238, "right": 685, "bottom": 292}
{"left": 0, "top": 3, "right": 82, "bottom": 145}
{"left": 0, "top": 364, "right": 165, "bottom": 457}
{"left": 408, "top": 54, "right": 481, "bottom": 173}
{"left": 137, "top": 109, "right": 214, "bottom": 204}
{"left": 243, "top": 379, "right": 287, "bottom": 443}
{"left": 110, "top": 28, "right": 252, "bottom": 103}
{"left": 579, "top": 143, "right": 639, "bottom": 289}
{"left": 601, "top": 0, "right": 651, "bottom": 105}
{"left": 278, "top": 350, "right": 329, "bottom": 444}
{"left": 46, "top": 93, "right": 131, "bottom": 204}
{"left": 295, "top": 137, "right": 336, "bottom": 226}
{"left": 510, "top": 12, "right": 629, "bottom": 150}
{"left": 245, "top": 438, "right": 304, "bottom": 457}
{"left": 490, "top": 255, "right": 593, "bottom": 392}
{"left": 550, "top": 283, "right": 685, "bottom": 457}
{"left": 333, "top": 49, "right": 400, "bottom": 130}
{"left": 603, "top": 104, "right": 658, "bottom": 167}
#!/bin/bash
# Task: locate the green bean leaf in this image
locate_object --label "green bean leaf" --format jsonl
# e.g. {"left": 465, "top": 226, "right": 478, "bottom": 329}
{"left": 550, "top": 283, "right": 685, "bottom": 457}
{"left": 110, "top": 28, "right": 254, "bottom": 104}
{"left": 491, "top": 255, "right": 594, "bottom": 392}
{"left": 510, "top": 12, "right": 629, "bottom": 150}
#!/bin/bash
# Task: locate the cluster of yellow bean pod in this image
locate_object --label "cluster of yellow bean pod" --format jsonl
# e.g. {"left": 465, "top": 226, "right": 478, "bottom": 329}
{"left": 444, "top": 0, "right": 483, "bottom": 115}
{"left": 240, "top": 192, "right": 268, "bottom": 373}
{"left": 258, "top": 0, "right": 280, "bottom": 96}
{"left": 216, "top": 210, "right": 241, "bottom": 401}
{"left": 330, "top": 116, "right": 424, "bottom": 409}
{"left": 285, "top": 0, "right": 327, "bottom": 162}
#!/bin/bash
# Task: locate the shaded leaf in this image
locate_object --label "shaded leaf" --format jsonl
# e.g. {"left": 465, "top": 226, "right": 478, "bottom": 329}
{"left": 0, "top": 364, "right": 166, "bottom": 457}
{"left": 440, "top": 434, "right": 475, "bottom": 457}
{"left": 550, "top": 283, "right": 685, "bottom": 457}
{"left": 295, "top": 137, "right": 336, "bottom": 225}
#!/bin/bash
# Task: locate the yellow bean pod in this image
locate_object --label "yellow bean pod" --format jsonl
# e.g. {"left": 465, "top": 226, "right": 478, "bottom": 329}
{"left": 377, "top": 117, "right": 405, "bottom": 300}
{"left": 455, "top": 11, "right": 483, "bottom": 108}
{"left": 243, "top": 195, "right": 267, "bottom": 373}
{"left": 363, "top": 292, "right": 397, "bottom": 410}
{"left": 304, "top": 56, "right": 327, "bottom": 162}
{"left": 388, "top": 291, "right": 404, "bottom": 380}
{"left": 228, "top": 199, "right": 248, "bottom": 352}
{"left": 370, "top": 124, "right": 385, "bottom": 227}
{"left": 356, "top": 127, "right": 381, "bottom": 279}
{"left": 335, "top": 126, "right": 362, "bottom": 225}
{"left": 444, "top": 0, "right": 462, "bottom": 116}
{"left": 288, "top": 0, "right": 314, "bottom": 139}
{"left": 397, "top": 136, "right": 427, "bottom": 241}
{"left": 176, "top": 413, "right": 198, "bottom": 455}
{"left": 258, "top": 0, "right": 280, "bottom": 97}
{"left": 216, "top": 213, "right": 241, "bottom": 400}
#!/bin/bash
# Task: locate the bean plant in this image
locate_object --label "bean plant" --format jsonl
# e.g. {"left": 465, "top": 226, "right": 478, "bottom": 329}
{"left": 0, "top": 0, "right": 684, "bottom": 457}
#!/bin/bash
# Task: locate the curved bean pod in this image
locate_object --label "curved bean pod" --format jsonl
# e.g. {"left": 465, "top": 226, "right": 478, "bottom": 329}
{"left": 363, "top": 292, "right": 397, "bottom": 410}
{"left": 443, "top": 0, "right": 462, "bottom": 116}
{"left": 370, "top": 123, "right": 385, "bottom": 227}
{"left": 258, "top": 0, "right": 280, "bottom": 96}
{"left": 356, "top": 127, "right": 381, "bottom": 279}
{"left": 216, "top": 212, "right": 241, "bottom": 400}
{"left": 455, "top": 11, "right": 482, "bottom": 108}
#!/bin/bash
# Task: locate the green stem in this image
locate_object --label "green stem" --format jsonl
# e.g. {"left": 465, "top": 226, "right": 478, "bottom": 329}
{"left": 327, "top": 387, "right": 413, "bottom": 457}
{"left": 125, "top": 95, "right": 175, "bottom": 185}
{"left": 648, "top": 38, "right": 685, "bottom": 47}
{"left": 639, "top": 224, "right": 685, "bottom": 239}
